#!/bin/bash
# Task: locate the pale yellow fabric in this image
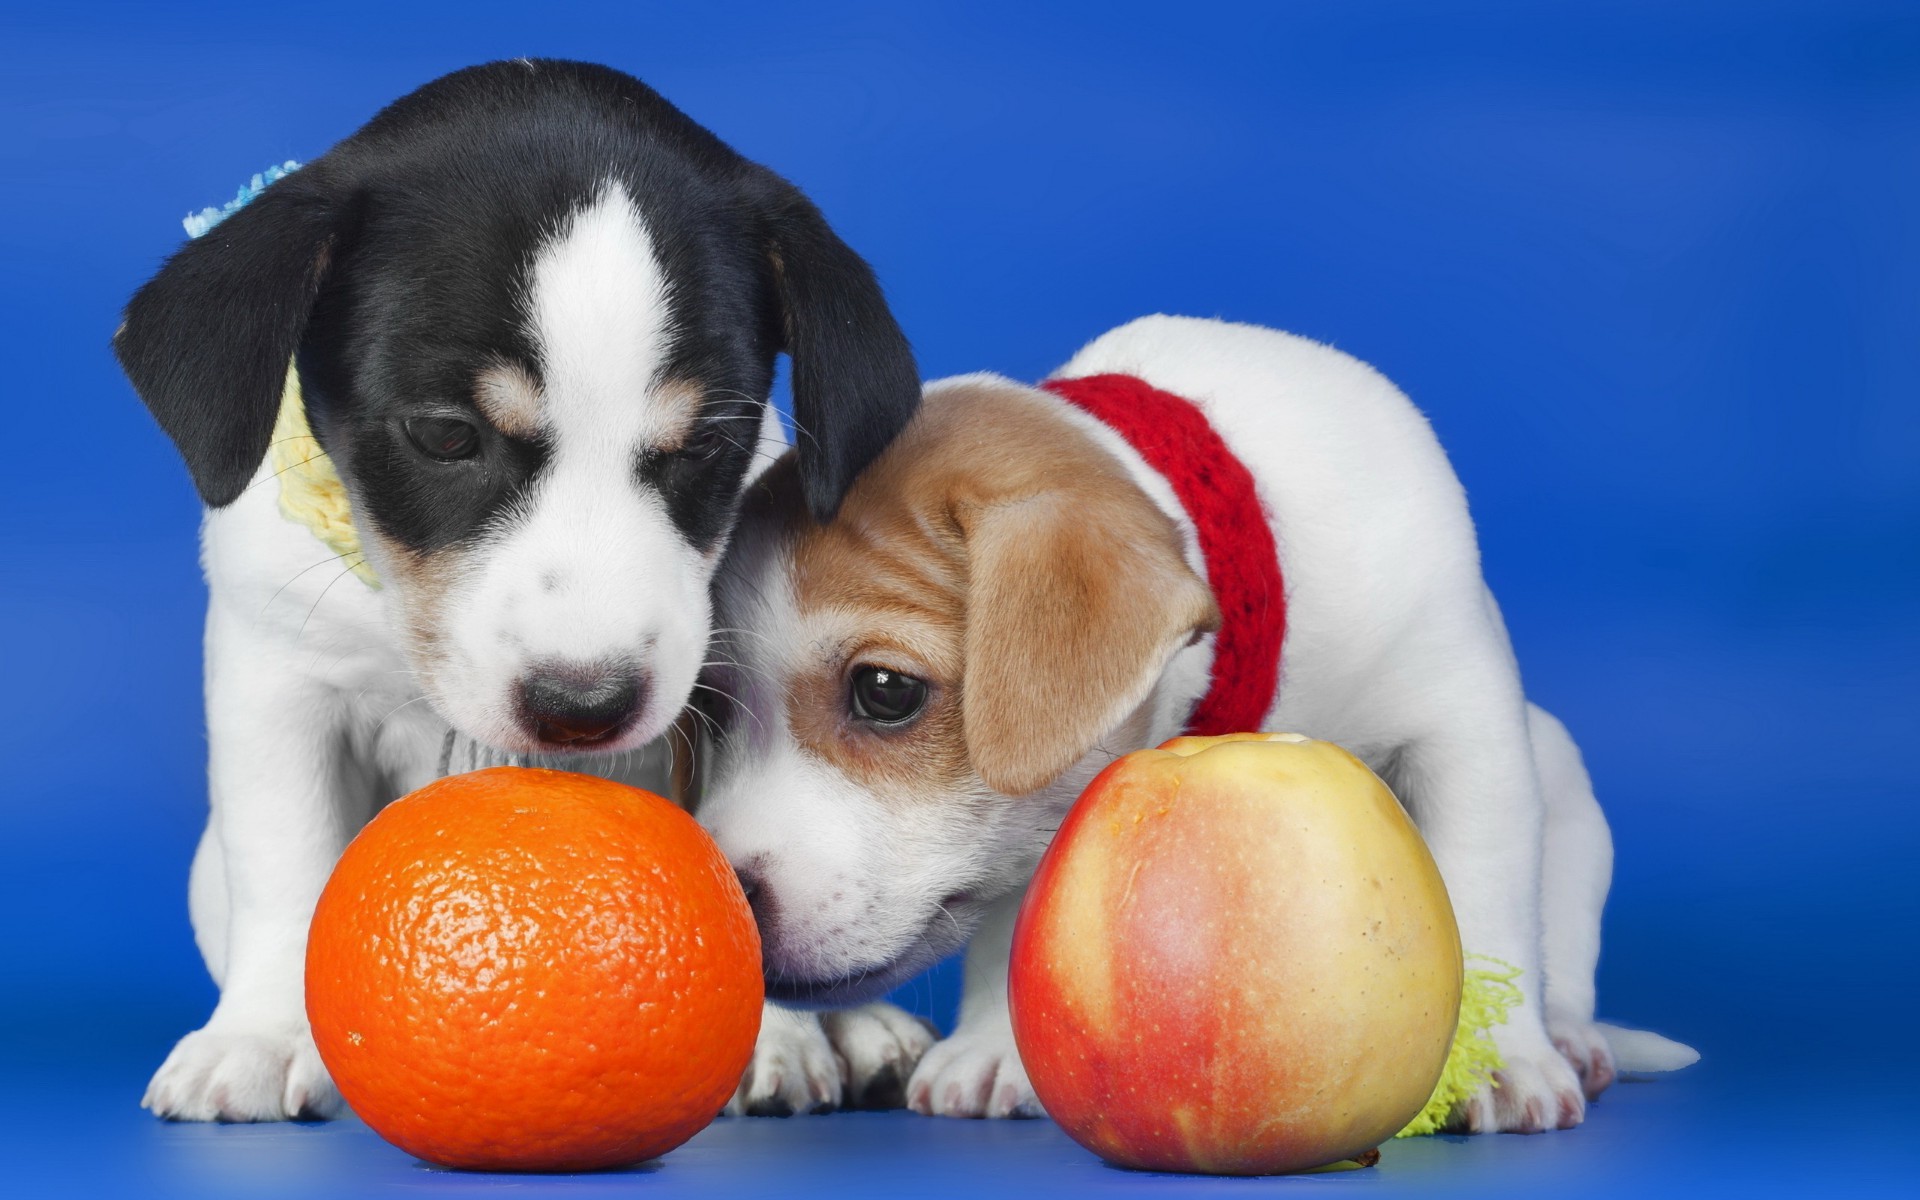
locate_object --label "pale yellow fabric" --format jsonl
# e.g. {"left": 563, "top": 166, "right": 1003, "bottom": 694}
{"left": 269, "top": 364, "right": 380, "bottom": 588}
{"left": 1396, "top": 956, "right": 1521, "bottom": 1137}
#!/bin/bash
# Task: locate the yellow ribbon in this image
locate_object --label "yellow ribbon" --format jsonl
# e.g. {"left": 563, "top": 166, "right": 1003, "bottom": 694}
{"left": 269, "top": 365, "right": 380, "bottom": 588}
{"left": 1395, "top": 956, "right": 1522, "bottom": 1137}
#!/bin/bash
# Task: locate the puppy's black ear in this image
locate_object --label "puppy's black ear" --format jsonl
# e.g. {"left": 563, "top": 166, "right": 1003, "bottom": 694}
{"left": 114, "top": 177, "right": 340, "bottom": 508}
{"left": 762, "top": 184, "right": 919, "bottom": 521}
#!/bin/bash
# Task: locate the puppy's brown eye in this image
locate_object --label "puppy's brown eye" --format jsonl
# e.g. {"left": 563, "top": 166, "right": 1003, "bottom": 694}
{"left": 850, "top": 666, "right": 926, "bottom": 726}
{"left": 404, "top": 415, "right": 480, "bottom": 461}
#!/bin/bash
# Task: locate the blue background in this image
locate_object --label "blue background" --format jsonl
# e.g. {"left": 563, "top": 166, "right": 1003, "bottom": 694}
{"left": 2, "top": 1, "right": 1915, "bottom": 1195}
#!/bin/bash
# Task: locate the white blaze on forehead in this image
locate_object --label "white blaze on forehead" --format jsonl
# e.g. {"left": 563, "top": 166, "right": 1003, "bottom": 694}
{"left": 526, "top": 180, "right": 681, "bottom": 453}
{"left": 411, "top": 177, "right": 714, "bottom": 756}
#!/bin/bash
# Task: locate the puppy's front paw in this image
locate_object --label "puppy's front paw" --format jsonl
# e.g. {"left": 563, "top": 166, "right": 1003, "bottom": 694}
{"left": 1449, "top": 1037, "right": 1586, "bottom": 1134}
{"left": 907, "top": 1028, "right": 1043, "bottom": 1119}
{"left": 729, "top": 1006, "right": 841, "bottom": 1117}
{"left": 1548, "top": 1016, "right": 1618, "bottom": 1101}
{"left": 143, "top": 1023, "right": 342, "bottom": 1122}
{"left": 821, "top": 1003, "right": 937, "bottom": 1110}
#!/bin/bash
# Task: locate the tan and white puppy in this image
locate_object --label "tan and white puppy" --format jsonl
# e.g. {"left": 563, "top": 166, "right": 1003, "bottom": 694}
{"left": 696, "top": 315, "right": 1697, "bottom": 1132}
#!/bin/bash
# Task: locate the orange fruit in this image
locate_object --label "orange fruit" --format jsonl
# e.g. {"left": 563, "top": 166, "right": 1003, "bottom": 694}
{"left": 305, "top": 766, "right": 762, "bottom": 1171}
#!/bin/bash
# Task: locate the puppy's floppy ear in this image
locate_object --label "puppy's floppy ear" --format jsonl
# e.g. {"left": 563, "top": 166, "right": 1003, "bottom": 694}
{"left": 958, "top": 483, "right": 1221, "bottom": 797}
{"left": 761, "top": 182, "right": 920, "bottom": 522}
{"left": 114, "top": 176, "right": 341, "bottom": 508}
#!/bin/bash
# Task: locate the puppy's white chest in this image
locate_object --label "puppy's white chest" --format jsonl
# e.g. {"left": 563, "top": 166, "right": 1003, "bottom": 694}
{"left": 200, "top": 475, "right": 408, "bottom": 687}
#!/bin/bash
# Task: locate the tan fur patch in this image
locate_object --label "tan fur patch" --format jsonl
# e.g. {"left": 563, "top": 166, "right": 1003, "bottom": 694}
{"left": 473, "top": 360, "right": 544, "bottom": 440}
{"left": 737, "top": 457, "right": 970, "bottom": 799}
{"left": 474, "top": 366, "right": 706, "bottom": 450}
{"left": 360, "top": 525, "right": 468, "bottom": 694}
{"left": 770, "top": 377, "right": 1219, "bottom": 802}
{"left": 646, "top": 377, "right": 707, "bottom": 451}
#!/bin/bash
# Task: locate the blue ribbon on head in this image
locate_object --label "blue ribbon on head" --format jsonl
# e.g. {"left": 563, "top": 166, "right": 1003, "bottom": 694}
{"left": 183, "top": 161, "right": 302, "bottom": 238}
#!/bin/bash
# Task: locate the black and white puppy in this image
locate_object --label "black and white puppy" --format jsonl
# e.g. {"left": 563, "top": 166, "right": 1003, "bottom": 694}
{"left": 115, "top": 59, "right": 921, "bottom": 1122}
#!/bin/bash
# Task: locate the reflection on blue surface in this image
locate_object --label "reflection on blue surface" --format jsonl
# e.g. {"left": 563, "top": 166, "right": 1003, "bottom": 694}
{"left": 1, "top": 0, "right": 1915, "bottom": 1195}
{"left": 6, "top": 1063, "right": 1917, "bottom": 1198}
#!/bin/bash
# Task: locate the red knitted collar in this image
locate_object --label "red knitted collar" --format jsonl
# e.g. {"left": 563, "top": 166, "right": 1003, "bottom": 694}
{"left": 1040, "top": 374, "right": 1285, "bottom": 736}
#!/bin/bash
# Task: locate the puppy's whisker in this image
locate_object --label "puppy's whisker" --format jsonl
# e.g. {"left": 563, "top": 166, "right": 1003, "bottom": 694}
{"left": 726, "top": 568, "right": 790, "bottom": 616}
{"left": 346, "top": 667, "right": 430, "bottom": 709}
{"left": 705, "top": 387, "right": 790, "bottom": 427}
{"left": 232, "top": 442, "right": 348, "bottom": 500}
{"left": 297, "top": 559, "right": 368, "bottom": 648}
{"left": 665, "top": 722, "right": 701, "bottom": 805}
{"left": 699, "top": 647, "right": 776, "bottom": 679}
{"left": 369, "top": 694, "right": 431, "bottom": 739}
{"left": 261, "top": 549, "right": 365, "bottom": 616}
{"left": 700, "top": 648, "right": 773, "bottom": 676}
{"left": 695, "top": 406, "right": 760, "bottom": 426}
{"left": 932, "top": 901, "right": 965, "bottom": 943}
{"left": 708, "top": 431, "right": 755, "bottom": 457}
{"left": 707, "top": 625, "right": 781, "bottom": 646}
{"left": 691, "top": 681, "right": 762, "bottom": 732}
{"left": 312, "top": 639, "right": 413, "bottom": 685}
{"left": 776, "top": 408, "right": 821, "bottom": 450}
{"left": 700, "top": 655, "right": 776, "bottom": 688}
{"left": 706, "top": 387, "right": 819, "bottom": 450}
{"left": 684, "top": 702, "right": 725, "bottom": 743}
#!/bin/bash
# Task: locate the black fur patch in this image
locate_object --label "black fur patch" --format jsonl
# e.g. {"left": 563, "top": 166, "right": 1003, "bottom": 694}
{"left": 115, "top": 58, "right": 920, "bottom": 547}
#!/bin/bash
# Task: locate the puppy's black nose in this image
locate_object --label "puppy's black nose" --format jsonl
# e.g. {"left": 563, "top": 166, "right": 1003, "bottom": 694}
{"left": 518, "top": 663, "right": 643, "bottom": 746}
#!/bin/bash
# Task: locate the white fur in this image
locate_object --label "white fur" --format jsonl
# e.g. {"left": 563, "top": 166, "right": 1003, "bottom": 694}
{"left": 700, "top": 559, "right": 1028, "bottom": 1000}
{"left": 530, "top": 181, "right": 680, "bottom": 450}
{"left": 727, "top": 1002, "right": 937, "bottom": 1116}
{"left": 701, "top": 316, "right": 1696, "bottom": 1133}
{"left": 417, "top": 181, "right": 707, "bottom": 754}
{"left": 146, "top": 182, "right": 742, "bottom": 1122}
{"left": 700, "top": 546, "right": 1070, "bottom": 1117}
{"left": 728, "top": 1004, "right": 843, "bottom": 1116}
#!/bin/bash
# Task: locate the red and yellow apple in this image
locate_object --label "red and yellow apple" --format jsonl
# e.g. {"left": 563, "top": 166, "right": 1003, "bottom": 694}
{"left": 1008, "top": 732, "right": 1462, "bottom": 1175}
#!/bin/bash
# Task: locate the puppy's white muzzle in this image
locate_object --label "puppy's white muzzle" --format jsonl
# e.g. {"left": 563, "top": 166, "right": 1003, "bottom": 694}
{"left": 420, "top": 460, "right": 711, "bottom": 756}
{"left": 699, "top": 749, "right": 985, "bottom": 1005}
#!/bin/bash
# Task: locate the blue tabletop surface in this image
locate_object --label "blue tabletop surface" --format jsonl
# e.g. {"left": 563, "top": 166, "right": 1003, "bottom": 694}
{"left": 9, "top": 1059, "right": 1914, "bottom": 1199}
{"left": 3, "top": 1, "right": 1917, "bottom": 1197}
